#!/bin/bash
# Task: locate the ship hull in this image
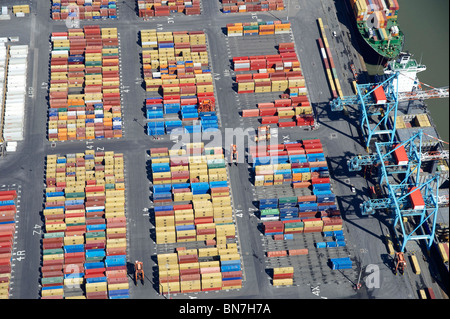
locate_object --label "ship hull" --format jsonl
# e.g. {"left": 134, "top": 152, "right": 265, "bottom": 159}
{"left": 345, "top": 0, "right": 403, "bottom": 66}
{"left": 356, "top": 32, "right": 392, "bottom": 66}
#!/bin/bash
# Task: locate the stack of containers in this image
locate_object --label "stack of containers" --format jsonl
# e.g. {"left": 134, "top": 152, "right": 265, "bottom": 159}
{"left": 2, "top": 45, "right": 28, "bottom": 143}
{"left": 41, "top": 151, "right": 128, "bottom": 299}
{"left": 350, "top": 0, "right": 401, "bottom": 43}
{"left": 241, "top": 97, "right": 313, "bottom": 127}
{"left": 150, "top": 145, "right": 242, "bottom": 295}
{"left": 137, "top": 0, "right": 201, "bottom": 17}
{"left": 263, "top": 213, "right": 341, "bottom": 237}
{"left": 233, "top": 43, "right": 310, "bottom": 104}
{"left": 318, "top": 230, "right": 346, "bottom": 248}
{"left": 227, "top": 21, "right": 291, "bottom": 37}
{"left": 350, "top": 0, "right": 399, "bottom": 23}
{"left": 48, "top": 26, "right": 122, "bottom": 141}
{"left": 12, "top": 5, "right": 30, "bottom": 15}
{"left": 330, "top": 257, "right": 353, "bottom": 270}
{"left": 51, "top": 0, "right": 118, "bottom": 20}
{"left": 151, "top": 145, "right": 234, "bottom": 244}
{"left": 158, "top": 243, "right": 242, "bottom": 295}
{"left": 219, "top": 244, "right": 242, "bottom": 290}
{"left": 251, "top": 140, "right": 326, "bottom": 187}
{"left": 0, "top": 190, "right": 18, "bottom": 299}
{"left": 272, "top": 267, "right": 293, "bottom": 286}
{"left": 221, "top": 0, "right": 285, "bottom": 13}
{"left": 140, "top": 30, "right": 218, "bottom": 135}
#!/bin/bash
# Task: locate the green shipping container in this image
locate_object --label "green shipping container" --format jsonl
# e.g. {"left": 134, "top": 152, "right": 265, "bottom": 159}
{"left": 43, "top": 248, "right": 64, "bottom": 255}
{"left": 41, "top": 277, "right": 64, "bottom": 285}
{"left": 278, "top": 197, "right": 297, "bottom": 204}
{"left": 65, "top": 192, "right": 85, "bottom": 198}
{"left": 44, "top": 232, "right": 65, "bottom": 239}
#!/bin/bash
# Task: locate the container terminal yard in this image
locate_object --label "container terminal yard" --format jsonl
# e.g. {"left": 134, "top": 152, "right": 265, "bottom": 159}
{"left": 0, "top": 0, "right": 448, "bottom": 304}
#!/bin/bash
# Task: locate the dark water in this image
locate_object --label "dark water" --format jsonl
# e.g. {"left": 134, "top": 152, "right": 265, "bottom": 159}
{"left": 365, "top": 0, "right": 449, "bottom": 144}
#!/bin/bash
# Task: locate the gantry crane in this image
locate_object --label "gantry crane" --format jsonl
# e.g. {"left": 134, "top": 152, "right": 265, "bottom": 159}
{"left": 347, "top": 130, "right": 442, "bottom": 252}
{"left": 330, "top": 55, "right": 449, "bottom": 151}
{"left": 330, "top": 72, "right": 400, "bottom": 151}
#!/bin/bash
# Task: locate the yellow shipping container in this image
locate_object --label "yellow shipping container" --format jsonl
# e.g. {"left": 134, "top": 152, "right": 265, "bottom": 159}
{"left": 160, "top": 282, "right": 180, "bottom": 294}
{"left": 410, "top": 255, "right": 421, "bottom": 274}
{"left": 273, "top": 278, "right": 293, "bottom": 286}
{"left": 273, "top": 267, "right": 294, "bottom": 275}
{"left": 85, "top": 282, "right": 108, "bottom": 293}
{"left": 108, "top": 283, "right": 129, "bottom": 291}
{"left": 41, "top": 288, "right": 63, "bottom": 297}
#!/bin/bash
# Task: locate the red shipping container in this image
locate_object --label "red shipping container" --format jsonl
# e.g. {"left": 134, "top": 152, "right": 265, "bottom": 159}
{"left": 261, "top": 116, "right": 279, "bottom": 125}
{"left": 278, "top": 121, "right": 296, "bottom": 127}
{"left": 392, "top": 144, "right": 408, "bottom": 165}
{"left": 408, "top": 187, "right": 425, "bottom": 210}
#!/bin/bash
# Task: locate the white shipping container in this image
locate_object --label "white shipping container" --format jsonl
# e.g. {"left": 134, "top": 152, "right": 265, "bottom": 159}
{"left": 6, "top": 141, "right": 18, "bottom": 152}
{"left": 3, "top": 122, "right": 24, "bottom": 130}
{"left": 4, "top": 135, "right": 24, "bottom": 142}
{"left": 274, "top": 30, "right": 291, "bottom": 35}
{"left": 52, "top": 50, "right": 69, "bottom": 56}
{"left": 51, "top": 36, "right": 68, "bottom": 42}
{"left": 141, "top": 41, "right": 158, "bottom": 46}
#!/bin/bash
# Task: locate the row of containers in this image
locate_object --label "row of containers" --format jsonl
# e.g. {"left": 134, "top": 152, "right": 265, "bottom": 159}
{"left": 259, "top": 195, "right": 339, "bottom": 223}
{"left": 146, "top": 98, "right": 218, "bottom": 135}
{"left": 157, "top": 246, "right": 242, "bottom": 294}
{"left": 149, "top": 145, "right": 243, "bottom": 294}
{"left": 0, "top": 190, "right": 18, "bottom": 299}
{"left": 140, "top": 30, "right": 219, "bottom": 136}
{"left": 138, "top": 0, "right": 201, "bottom": 17}
{"left": 233, "top": 43, "right": 307, "bottom": 93}
{"left": 221, "top": 0, "right": 285, "bottom": 13}
{"left": 51, "top": 0, "right": 118, "bottom": 20}
{"left": 249, "top": 139, "right": 327, "bottom": 187}
{"left": 261, "top": 211, "right": 343, "bottom": 237}
{"left": 317, "top": 18, "right": 343, "bottom": 99}
{"left": 394, "top": 113, "right": 433, "bottom": 130}
{"left": 40, "top": 151, "right": 129, "bottom": 299}
{"left": 48, "top": 26, "right": 123, "bottom": 141}
{"left": 241, "top": 97, "right": 314, "bottom": 128}
{"left": 0, "top": 44, "right": 29, "bottom": 146}
{"left": 226, "top": 21, "right": 291, "bottom": 37}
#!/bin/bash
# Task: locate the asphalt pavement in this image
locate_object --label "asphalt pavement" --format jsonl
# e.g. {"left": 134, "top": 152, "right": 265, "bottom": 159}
{"left": 0, "top": 0, "right": 446, "bottom": 300}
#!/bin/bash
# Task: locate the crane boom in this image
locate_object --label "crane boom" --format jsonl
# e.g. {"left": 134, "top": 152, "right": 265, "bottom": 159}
{"left": 398, "top": 87, "right": 449, "bottom": 102}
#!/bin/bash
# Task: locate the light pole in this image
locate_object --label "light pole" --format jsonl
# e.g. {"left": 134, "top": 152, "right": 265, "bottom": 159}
{"left": 286, "top": 0, "right": 290, "bottom": 21}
